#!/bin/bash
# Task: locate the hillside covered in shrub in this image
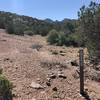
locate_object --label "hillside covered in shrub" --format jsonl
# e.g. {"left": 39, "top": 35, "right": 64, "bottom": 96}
{"left": 0, "top": 11, "right": 77, "bottom": 36}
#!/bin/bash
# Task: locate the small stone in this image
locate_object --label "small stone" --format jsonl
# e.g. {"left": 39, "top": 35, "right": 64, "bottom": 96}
{"left": 36, "top": 78, "right": 41, "bottom": 82}
{"left": 85, "top": 88, "right": 88, "bottom": 92}
{"left": 40, "top": 91, "right": 46, "bottom": 94}
{"left": 4, "top": 58, "right": 10, "bottom": 61}
{"left": 49, "top": 74, "right": 56, "bottom": 79}
{"left": 60, "top": 53, "right": 66, "bottom": 56}
{"left": 52, "top": 87, "right": 57, "bottom": 91}
{"left": 12, "top": 93, "right": 17, "bottom": 97}
{"left": 58, "top": 73, "right": 66, "bottom": 79}
{"left": 71, "top": 60, "right": 78, "bottom": 66}
{"left": 30, "top": 82, "right": 43, "bottom": 89}
{"left": 47, "top": 78, "right": 51, "bottom": 82}
{"left": 46, "top": 82, "right": 51, "bottom": 86}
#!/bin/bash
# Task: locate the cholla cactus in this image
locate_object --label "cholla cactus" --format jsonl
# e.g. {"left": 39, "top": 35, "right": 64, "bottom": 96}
{"left": 0, "top": 75, "right": 12, "bottom": 100}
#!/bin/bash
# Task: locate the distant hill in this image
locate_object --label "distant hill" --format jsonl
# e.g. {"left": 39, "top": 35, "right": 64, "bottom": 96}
{"left": 0, "top": 11, "right": 77, "bottom": 36}
{"left": 44, "top": 18, "right": 54, "bottom": 23}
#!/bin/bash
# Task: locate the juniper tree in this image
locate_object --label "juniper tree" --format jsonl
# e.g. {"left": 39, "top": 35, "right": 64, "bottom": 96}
{"left": 78, "top": 1, "right": 100, "bottom": 61}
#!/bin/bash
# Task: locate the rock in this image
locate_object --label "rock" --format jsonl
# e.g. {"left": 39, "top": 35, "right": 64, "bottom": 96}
{"left": 30, "top": 82, "right": 43, "bottom": 89}
{"left": 50, "top": 74, "right": 56, "bottom": 79}
{"left": 60, "top": 53, "right": 66, "bottom": 56}
{"left": 58, "top": 73, "right": 67, "bottom": 79}
{"left": 36, "top": 78, "right": 41, "bottom": 82}
{"left": 52, "top": 87, "right": 57, "bottom": 91}
{"left": 94, "top": 65, "right": 100, "bottom": 71}
{"left": 57, "top": 71, "right": 66, "bottom": 79}
{"left": 12, "top": 93, "right": 17, "bottom": 97}
{"left": 71, "top": 60, "right": 78, "bottom": 66}
{"left": 31, "top": 44, "right": 43, "bottom": 51}
{"left": 46, "top": 82, "right": 51, "bottom": 86}
{"left": 4, "top": 58, "right": 10, "bottom": 61}
{"left": 47, "top": 78, "right": 51, "bottom": 82}
{"left": 40, "top": 91, "right": 46, "bottom": 94}
{"left": 48, "top": 73, "right": 56, "bottom": 79}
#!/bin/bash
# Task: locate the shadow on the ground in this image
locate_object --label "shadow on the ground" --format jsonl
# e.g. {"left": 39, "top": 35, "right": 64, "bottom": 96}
{"left": 81, "top": 91, "right": 91, "bottom": 100}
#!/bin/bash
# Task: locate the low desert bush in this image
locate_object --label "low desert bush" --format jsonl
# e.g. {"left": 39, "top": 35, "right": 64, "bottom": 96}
{"left": 47, "top": 29, "right": 79, "bottom": 47}
{"left": 47, "top": 29, "right": 67, "bottom": 46}
{"left": 0, "top": 74, "right": 12, "bottom": 100}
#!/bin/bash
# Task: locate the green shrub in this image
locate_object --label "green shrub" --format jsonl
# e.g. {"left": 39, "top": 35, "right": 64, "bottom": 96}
{"left": 47, "top": 29, "right": 80, "bottom": 47}
{"left": 6, "top": 20, "right": 25, "bottom": 36}
{"left": 6, "top": 23, "right": 15, "bottom": 35}
{"left": 68, "top": 33, "right": 85, "bottom": 47}
{"left": 47, "top": 29, "right": 59, "bottom": 45}
{"left": 56, "top": 31, "right": 67, "bottom": 46}
{"left": 47, "top": 29, "right": 67, "bottom": 46}
{"left": 62, "top": 34, "right": 79, "bottom": 47}
{"left": 0, "top": 74, "right": 12, "bottom": 100}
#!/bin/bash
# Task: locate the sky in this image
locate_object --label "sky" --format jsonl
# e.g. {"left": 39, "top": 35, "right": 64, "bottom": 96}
{"left": 0, "top": 0, "right": 100, "bottom": 21}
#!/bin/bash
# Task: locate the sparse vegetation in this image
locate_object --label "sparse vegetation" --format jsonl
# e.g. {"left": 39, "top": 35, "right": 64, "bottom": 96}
{"left": 0, "top": 1, "right": 100, "bottom": 100}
